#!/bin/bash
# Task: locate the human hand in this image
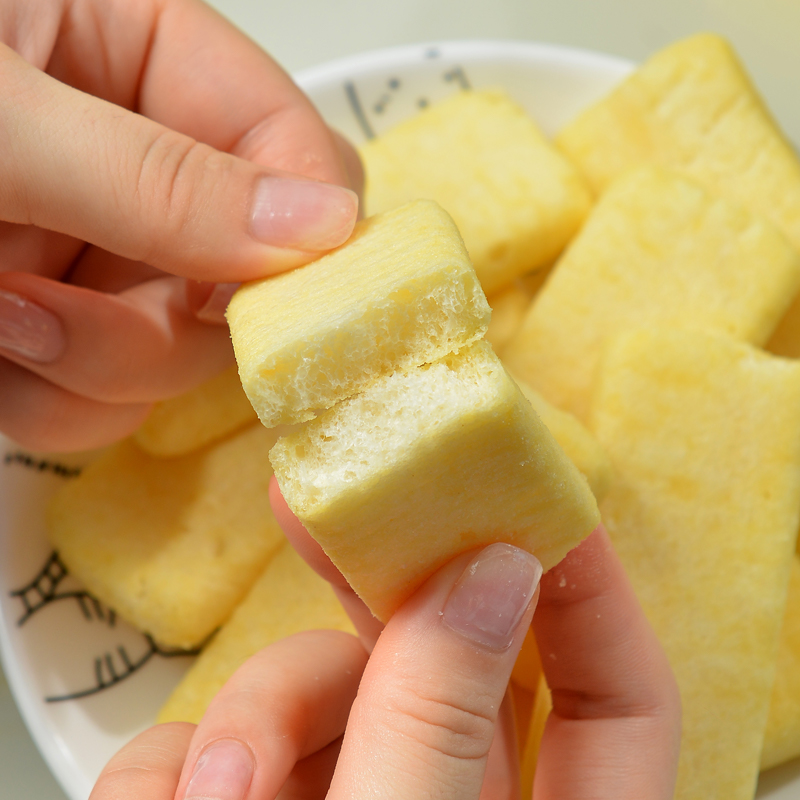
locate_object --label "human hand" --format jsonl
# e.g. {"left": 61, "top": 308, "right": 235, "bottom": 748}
{"left": 271, "top": 481, "right": 682, "bottom": 799}
{"left": 90, "top": 537, "right": 540, "bottom": 800}
{"left": 88, "top": 520, "right": 680, "bottom": 799}
{"left": 0, "top": 0, "right": 360, "bottom": 451}
{"left": 89, "top": 486, "right": 679, "bottom": 800}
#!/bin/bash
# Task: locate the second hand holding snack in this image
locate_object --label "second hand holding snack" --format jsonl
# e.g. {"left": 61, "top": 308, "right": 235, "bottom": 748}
{"left": 0, "top": 0, "right": 359, "bottom": 452}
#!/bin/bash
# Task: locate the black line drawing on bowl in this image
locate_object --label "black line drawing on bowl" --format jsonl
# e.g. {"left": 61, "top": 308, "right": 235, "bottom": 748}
{"left": 3, "top": 451, "right": 82, "bottom": 478}
{"left": 373, "top": 77, "right": 403, "bottom": 115}
{"left": 444, "top": 66, "right": 471, "bottom": 90}
{"left": 10, "top": 551, "right": 203, "bottom": 703}
{"left": 344, "top": 64, "right": 472, "bottom": 142}
{"left": 345, "top": 81, "right": 375, "bottom": 140}
{"left": 11, "top": 551, "right": 111, "bottom": 628}
{"left": 44, "top": 634, "right": 203, "bottom": 703}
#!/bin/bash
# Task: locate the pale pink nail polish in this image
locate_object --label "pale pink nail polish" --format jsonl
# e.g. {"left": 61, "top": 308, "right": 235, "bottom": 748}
{"left": 0, "top": 290, "right": 65, "bottom": 363}
{"left": 442, "top": 544, "right": 542, "bottom": 650}
{"left": 183, "top": 739, "right": 254, "bottom": 800}
{"left": 249, "top": 176, "right": 358, "bottom": 250}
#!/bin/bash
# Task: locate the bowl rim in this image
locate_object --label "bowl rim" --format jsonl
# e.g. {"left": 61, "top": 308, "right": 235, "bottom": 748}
{"left": 295, "top": 38, "right": 634, "bottom": 91}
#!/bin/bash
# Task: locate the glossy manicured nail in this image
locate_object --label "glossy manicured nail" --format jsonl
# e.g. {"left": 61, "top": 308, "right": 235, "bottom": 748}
{"left": 250, "top": 176, "right": 358, "bottom": 250}
{"left": 443, "top": 543, "right": 542, "bottom": 650}
{"left": 0, "top": 289, "right": 65, "bottom": 363}
{"left": 183, "top": 738, "right": 254, "bottom": 800}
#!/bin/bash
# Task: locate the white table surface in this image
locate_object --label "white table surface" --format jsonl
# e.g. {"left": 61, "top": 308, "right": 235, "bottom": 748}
{"left": 2, "top": 1, "right": 799, "bottom": 797}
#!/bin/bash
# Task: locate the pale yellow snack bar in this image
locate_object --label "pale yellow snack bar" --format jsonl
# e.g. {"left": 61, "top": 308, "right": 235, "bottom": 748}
{"left": 47, "top": 425, "right": 284, "bottom": 649}
{"left": 360, "top": 89, "right": 592, "bottom": 294}
{"left": 271, "top": 340, "right": 600, "bottom": 623}
{"left": 592, "top": 328, "right": 800, "bottom": 800}
{"left": 761, "top": 556, "right": 800, "bottom": 771}
{"left": 556, "top": 34, "right": 800, "bottom": 251}
{"left": 503, "top": 166, "right": 800, "bottom": 421}
{"left": 135, "top": 365, "right": 258, "bottom": 458}
{"left": 158, "top": 544, "right": 355, "bottom": 724}
{"left": 511, "top": 373, "right": 613, "bottom": 501}
{"left": 227, "top": 200, "right": 490, "bottom": 428}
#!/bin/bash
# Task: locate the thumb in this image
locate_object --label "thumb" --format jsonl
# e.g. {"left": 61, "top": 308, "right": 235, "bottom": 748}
{"left": 328, "top": 543, "right": 542, "bottom": 800}
{"left": 0, "top": 45, "right": 357, "bottom": 283}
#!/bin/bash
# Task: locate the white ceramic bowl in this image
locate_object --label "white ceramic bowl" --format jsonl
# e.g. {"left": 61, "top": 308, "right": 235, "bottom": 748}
{"left": 1, "top": 39, "right": 797, "bottom": 800}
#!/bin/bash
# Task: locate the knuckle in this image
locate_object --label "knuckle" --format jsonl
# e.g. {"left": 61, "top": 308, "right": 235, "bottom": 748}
{"left": 130, "top": 129, "right": 229, "bottom": 256}
{"left": 385, "top": 682, "right": 497, "bottom": 762}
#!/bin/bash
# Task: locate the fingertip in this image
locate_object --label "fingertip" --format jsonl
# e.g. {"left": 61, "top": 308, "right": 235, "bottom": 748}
{"left": 441, "top": 543, "right": 542, "bottom": 651}
{"left": 249, "top": 176, "right": 358, "bottom": 252}
{"left": 539, "top": 525, "right": 615, "bottom": 604}
{"left": 91, "top": 721, "right": 194, "bottom": 800}
{"left": 185, "top": 280, "right": 240, "bottom": 324}
{"left": 331, "top": 129, "right": 365, "bottom": 203}
{"left": 268, "top": 476, "right": 348, "bottom": 587}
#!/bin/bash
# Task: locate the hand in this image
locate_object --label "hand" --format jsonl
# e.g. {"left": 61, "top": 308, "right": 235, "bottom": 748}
{"left": 272, "top": 482, "right": 682, "bottom": 799}
{"left": 89, "top": 506, "right": 680, "bottom": 799}
{"left": 0, "top": 0, "right": 360, "bottom": 451}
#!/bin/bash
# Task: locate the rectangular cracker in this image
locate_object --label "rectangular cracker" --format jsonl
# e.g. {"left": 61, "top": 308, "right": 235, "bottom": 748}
{"left": 47, "top": 425, "right": 284, "bottom": 649}
{"left": 591, "top": 328, "right": 800, "bottom": 799}
{"left": 556, "top": 33, "right": 800, "bottom": 252}
{"left": 503, "top": 166, "right": 800, "bottom": 421}
{"left": 158, "top": 544, "right": 355, "bottom": 724}
{"left": 271, "top": 340, "right": 599, "bottom": 622}
{"left": 509, "top": 371, "right": 613, "bottom": 501}
{"left": 360, "top": 89, "right": 592, "bottom": 294}
{"left": 135, "top": 365, "right": 257, "bottom": 457}
{"left": 227, "top": 200, "right": 490, "bottom": 428}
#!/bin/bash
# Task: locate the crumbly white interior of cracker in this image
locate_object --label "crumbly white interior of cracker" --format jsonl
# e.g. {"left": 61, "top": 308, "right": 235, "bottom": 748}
{"left": 271, "top": 343, "right": 502, "bottom": 506}
{"left": 251, "top": 272, "right": 488, "bottom": 426}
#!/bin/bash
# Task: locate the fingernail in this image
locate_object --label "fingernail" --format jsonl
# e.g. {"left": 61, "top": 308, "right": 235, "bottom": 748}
{"left": 183, "top": 739, "right": 254, "bottom": 800}
{"left": 250, "top": 176, "right": 358, "bottom": 250}
{"left": 443, "top": 543, "right": 542, "bottom": 650}
{"left": 188, "top": 281, "right": 240, "bottom": 324}
{"left": 0, "top": 289, "right": 65, "bottom": 363}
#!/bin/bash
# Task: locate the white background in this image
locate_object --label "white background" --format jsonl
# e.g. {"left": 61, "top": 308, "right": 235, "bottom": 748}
{"left": 2, "top": 0, "right": 799, "bottom": 797}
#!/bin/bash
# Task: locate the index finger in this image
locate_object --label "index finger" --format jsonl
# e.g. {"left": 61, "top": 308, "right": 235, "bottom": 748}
{"left": 0, "top": 43, "right": 357, "bottom": 283}
{"left": 532, "top": 526, "right": 681, "bottom": 800}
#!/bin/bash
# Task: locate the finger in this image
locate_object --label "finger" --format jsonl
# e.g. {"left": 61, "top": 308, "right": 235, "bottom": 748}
{"left": 137, "top": 0, "right": 351, "bottom": 187}
{"left": 67, "top": 247, "right": 167, "bottom": 294}
{"left": 269, "top": 477, "right": 385, "bottom": 649}
{"left": 90, "top": 721, "right": 194, "bottom": 800}
{"left": 0, "top": 357, "right": 151, "bottom": 451}
{"left": 0, "top": 271, "right": 235, "bottom": 402}
{"left": 532, "top": 526, "right": 681, "bottom": 800}
{"left": 269, "top": 477, "right": 346, "bottom": 587}
{"left": 0, "top": 44, "right": 357, "bottom": 283}
{"left": 275, "top": 737, "right": 343, "bottom": 800}
{"left": 0, "top": 220, "right": 84, "bottom": 280}
{"left": 185, "top": 281, "right": 240, "bottom": 325}
{"left": 332, "top": 130, "right": 366, "bottom": 204}
{"left": 328, "top": 543, "right": 542, "bottom": 800}
{"left": 174, "top": 630, "right": 367, "bottom": 800}
{"left": 479, "top": 691, "right": 519, "bottom": 800}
